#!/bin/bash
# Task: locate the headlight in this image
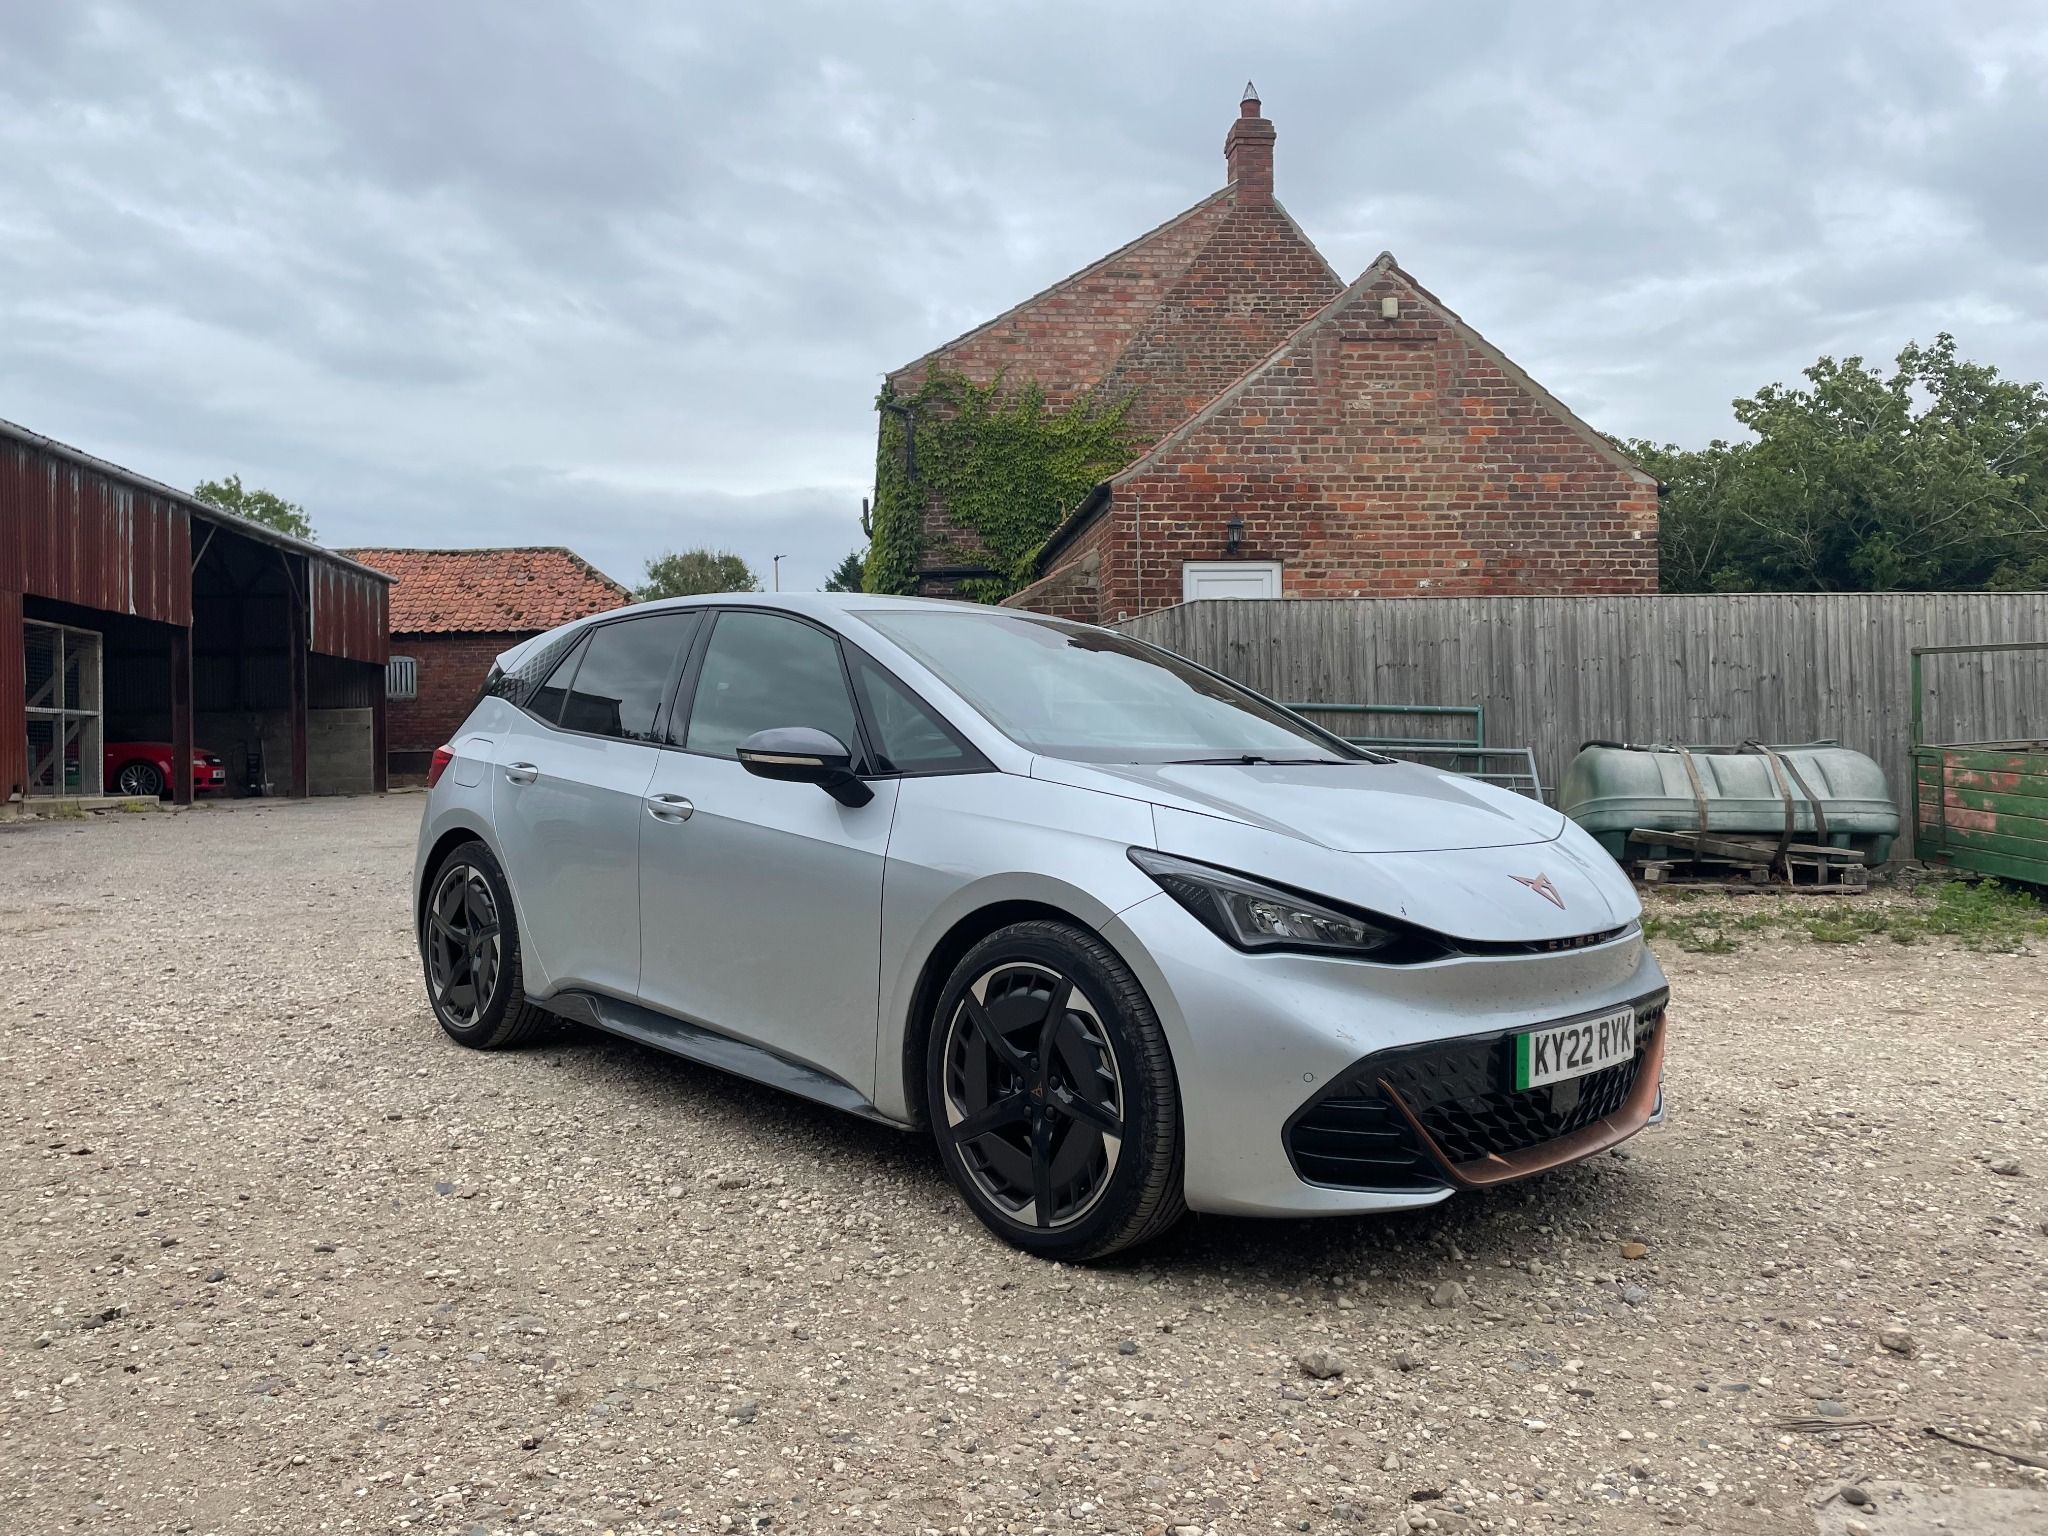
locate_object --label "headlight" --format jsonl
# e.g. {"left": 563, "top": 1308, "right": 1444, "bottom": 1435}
{"left": 1129, "top": 849, "right": 1442, "bottom": 961}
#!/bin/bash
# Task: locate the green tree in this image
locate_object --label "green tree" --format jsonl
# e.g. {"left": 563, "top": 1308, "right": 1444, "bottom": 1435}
{"left": 194, "top": 474, "right": 314, "bottom": 540}
{"left": 1636, "top": 334, "right": 2048, "bottom": 593}
{"left": 635, "top": 548, "right": 759, "bottom": 600}
{"left": 824, "top": 548, "right": 866, "bottom": 592}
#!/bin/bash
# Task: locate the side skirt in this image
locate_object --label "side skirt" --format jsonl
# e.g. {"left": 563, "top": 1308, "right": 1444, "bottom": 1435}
{"left": 544, "top": 990, "right": 908, "bottom": 1129}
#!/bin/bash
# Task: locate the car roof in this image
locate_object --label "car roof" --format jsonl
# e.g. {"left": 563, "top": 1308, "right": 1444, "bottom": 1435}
{"left": 622, "top": 592, "right": 1014, "bottom": 618}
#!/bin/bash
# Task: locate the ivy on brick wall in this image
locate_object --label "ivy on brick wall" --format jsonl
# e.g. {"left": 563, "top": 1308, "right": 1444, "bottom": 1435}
{"left": 864, "top": 371, "right": 1135, "bottom": 601}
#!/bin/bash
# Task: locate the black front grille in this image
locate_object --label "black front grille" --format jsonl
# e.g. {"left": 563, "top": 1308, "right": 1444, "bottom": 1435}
{"left": 1285, "top": 997, "right": 1665, "bottom": 1189}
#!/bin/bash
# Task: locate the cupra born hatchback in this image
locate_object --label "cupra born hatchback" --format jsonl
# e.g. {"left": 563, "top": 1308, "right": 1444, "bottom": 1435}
{"left": 415, "top": 595, "right": 1668, "bottom": 1259}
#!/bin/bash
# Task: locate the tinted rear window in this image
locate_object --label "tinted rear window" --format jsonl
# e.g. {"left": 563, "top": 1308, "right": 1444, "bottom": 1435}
{"left": 558, "top": 612, "right": 699, "bottom": 741}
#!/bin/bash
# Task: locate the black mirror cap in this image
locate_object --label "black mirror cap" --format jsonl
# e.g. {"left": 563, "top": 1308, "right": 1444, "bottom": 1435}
{"left": 735, "top": 727, "right": 873, "bottom": 807}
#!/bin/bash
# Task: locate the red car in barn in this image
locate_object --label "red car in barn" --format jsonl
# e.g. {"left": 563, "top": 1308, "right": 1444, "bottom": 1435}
{"left": 103, "top": 742, "right": 229, "bottom": 798}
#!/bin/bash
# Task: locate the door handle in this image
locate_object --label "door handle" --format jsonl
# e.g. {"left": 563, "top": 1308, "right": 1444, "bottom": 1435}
{"left": 504, "top": 762, "right": 539, "bottom": 786}
{"left": 646, "top": 792, "right": 694, "bottom": 823}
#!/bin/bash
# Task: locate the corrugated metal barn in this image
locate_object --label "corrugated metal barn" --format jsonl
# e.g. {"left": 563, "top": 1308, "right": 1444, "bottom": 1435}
{"left": 1, "top": 417, "right": 392, "bottom": 807}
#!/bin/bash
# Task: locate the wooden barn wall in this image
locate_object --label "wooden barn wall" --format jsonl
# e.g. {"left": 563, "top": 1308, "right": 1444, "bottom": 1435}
{"left": 1, "top": 436, "right": 192, "bottom": 624}
{"left": 309, "top": 560, "right": 389, "bottom": 664}
{"left": 0, "top": 588, "right": 22, "bottom": 800}
{"left": 1118, "top": 593, "right": 2048, "bottom": 812}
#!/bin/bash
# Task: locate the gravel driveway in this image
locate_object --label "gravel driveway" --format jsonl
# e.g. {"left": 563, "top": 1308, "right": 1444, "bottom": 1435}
{"left": 3, "top": 796, "right": 2044, "bottom": 1536}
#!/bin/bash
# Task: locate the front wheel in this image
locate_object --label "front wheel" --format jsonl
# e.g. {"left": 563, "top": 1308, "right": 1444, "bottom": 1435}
{"left": 114, "top": 760, "right": 164, "bottom": 798}
{"left": 928, "top": 920, "right": 1185, "bottom": 1260}
{"left": 420, "top": 840, "right": 551, "bottom": 1049}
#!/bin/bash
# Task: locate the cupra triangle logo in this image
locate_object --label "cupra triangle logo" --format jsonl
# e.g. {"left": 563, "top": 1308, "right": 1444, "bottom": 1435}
{"left": 1510, "top": 872, "right": 1566, "bottom": 909}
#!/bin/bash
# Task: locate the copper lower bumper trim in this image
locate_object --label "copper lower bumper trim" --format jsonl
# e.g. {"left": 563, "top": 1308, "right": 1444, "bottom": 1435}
{"left": 1377, "top": 1019, "right": 1667, "bottom": 1189}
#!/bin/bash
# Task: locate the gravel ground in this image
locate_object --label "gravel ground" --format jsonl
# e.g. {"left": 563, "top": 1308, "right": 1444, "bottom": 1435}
{"left": 2, "top": 796, "right": 2044, "bottom": 1536}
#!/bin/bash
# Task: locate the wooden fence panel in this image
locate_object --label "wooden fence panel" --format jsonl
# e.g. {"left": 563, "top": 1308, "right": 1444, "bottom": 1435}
{"left": 1118, "top": 594, "right": 2048, "bottom": 812}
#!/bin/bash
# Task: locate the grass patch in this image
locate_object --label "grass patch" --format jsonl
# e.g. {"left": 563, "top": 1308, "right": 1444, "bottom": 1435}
{"left": 1643, "top": 879, "right": 2048, "bottom": 955}
{"left": 1894, "top": 879, "right": 2048, "bottom": 952}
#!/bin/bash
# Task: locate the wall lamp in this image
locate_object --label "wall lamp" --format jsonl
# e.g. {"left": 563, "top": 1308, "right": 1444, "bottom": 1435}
{"left": 1224, "top": 515, "right": 1244, "bottom": 555}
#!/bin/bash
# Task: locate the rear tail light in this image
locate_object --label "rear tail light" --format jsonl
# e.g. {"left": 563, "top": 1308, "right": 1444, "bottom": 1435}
{"left": 425, "top": 745, "right": 456, "bottom": 788}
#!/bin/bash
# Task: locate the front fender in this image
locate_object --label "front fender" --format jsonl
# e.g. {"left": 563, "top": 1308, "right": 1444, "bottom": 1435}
{"left": 871, "top": 772, "right": 1160, "bottom": 1123}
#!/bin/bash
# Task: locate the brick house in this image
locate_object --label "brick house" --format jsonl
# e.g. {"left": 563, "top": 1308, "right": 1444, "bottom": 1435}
{"left": 882, "top": 87, "right": 1658, "bottom": 621}
{"left": 342, "top": 547, "right": 629, "bottom": 777}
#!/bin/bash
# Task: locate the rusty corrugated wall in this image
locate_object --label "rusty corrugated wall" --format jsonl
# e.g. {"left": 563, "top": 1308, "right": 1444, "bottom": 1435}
{"left": 0, "top": 588, "right": 22, "bottom": 800}
{"left": 309, "top": 560, "right": 389, "bottom": 664}
{"left": 1, "top": 434, "right": 193, "bottom": 624}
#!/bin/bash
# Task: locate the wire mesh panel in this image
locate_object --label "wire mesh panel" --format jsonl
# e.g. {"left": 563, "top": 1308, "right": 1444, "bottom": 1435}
{"left": 22, "top": 620, "right": 104, "bottom": 797}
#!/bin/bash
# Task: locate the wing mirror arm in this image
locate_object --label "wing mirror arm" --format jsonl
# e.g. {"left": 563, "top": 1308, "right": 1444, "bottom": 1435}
{"left": 734, "top": 728, "right": 874, "bottom": 808}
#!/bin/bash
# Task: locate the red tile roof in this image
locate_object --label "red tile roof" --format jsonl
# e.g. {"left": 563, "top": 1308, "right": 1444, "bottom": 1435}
{"left": 340, "top": 546, "right": 631, "bottom": 635}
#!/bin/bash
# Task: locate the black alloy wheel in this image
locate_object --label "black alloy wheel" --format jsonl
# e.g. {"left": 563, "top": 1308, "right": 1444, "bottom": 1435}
{"left": 942, "top": 961, "right": 1126, "bottom": 1229}
{"left": 425, "top": 860, "right": 502, "bottom": 1028}
{"left": 930, "top": 921, "right": 1184, "bottom": 1259}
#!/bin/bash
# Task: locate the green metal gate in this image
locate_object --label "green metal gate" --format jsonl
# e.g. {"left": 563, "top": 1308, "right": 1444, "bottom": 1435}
{"left": 1910, "top": 640, "right": 2048, "bottom": 888}
{"left": 1283, "top": 702, "right": 1545, "bottom": 800}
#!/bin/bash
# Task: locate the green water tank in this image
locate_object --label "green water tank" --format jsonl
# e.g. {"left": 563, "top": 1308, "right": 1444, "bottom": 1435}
{"left": 1559, "top": 741, "right": 1899, "bottom": 866}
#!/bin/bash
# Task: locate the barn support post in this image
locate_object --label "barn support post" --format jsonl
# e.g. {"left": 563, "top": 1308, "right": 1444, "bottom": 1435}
{"left": 0, "top": 588, "right": 24, "bottom": 805}
{"left": 280, "top": 551, "right": 310, "bottom": 798}
{"left": 371, "top": 678, "right": 389, "bottom": 794}
{"left": 169, "top": 623, "right": 193, "bottom": 805}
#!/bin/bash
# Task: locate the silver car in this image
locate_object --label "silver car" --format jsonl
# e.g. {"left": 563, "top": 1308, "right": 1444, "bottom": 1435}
{"left": 414, "top": 594, "right": 1668, "bottom": 1260}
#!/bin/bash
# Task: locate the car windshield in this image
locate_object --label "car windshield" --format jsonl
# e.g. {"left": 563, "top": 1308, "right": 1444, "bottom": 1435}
{"left": 859, "top": 609, "right": 1364, "bottom": 765}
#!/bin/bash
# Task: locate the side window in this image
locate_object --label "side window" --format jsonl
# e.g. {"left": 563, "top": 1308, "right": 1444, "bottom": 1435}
{"left": 682, "top": 612, "right": 859, "bottom": 758}
{"left": 485, "top": 627, "right": 587, "bottom": 720}
{"left": 524, "top": 633, "right": 589, "bottom": 725}
{"left": 558, "top": 612, "right": 699, "bottom": 741}
{"left": 850, "top": 654, "right": 973, "bottom": 774}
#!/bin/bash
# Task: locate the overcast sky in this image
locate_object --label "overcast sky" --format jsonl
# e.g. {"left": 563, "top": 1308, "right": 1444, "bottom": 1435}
{"left": 4, "top": 1, "right": 2044, "bottom": 592}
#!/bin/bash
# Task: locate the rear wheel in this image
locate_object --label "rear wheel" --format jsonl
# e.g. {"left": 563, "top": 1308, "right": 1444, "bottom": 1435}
{"left": 928, "top": 921, "right": 1185, "bottom": 1260}
{"left": 420, "top": 840, "right": 551, "bottom": 1049}
{"left": 114, "top": 760, "right": 164, "bottom": 798}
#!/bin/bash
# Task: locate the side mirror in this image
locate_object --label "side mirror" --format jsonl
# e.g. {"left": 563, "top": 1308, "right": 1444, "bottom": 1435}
{"left": 735, "top": 727, "right": 874, "bottom": 807}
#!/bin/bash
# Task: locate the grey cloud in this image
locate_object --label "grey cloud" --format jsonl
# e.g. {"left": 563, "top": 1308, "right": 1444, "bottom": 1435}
{"left": 2, "top": 0, "right": 2045, "bottom": 592}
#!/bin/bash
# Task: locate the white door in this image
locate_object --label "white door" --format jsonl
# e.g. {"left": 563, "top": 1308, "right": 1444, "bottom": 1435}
{"left": 1181, "top": 561, "right": 1282, "bottom": 601}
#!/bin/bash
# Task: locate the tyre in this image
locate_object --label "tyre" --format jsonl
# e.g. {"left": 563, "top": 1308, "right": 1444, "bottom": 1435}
{"left": 114, "top": 760, "right": 164, "bottom": 798}
{"left": 419, "top": 840, "right": 552, "bottom": 1050}
{"left": 927, "top": 920, "right": 1185, "bottom": 1260}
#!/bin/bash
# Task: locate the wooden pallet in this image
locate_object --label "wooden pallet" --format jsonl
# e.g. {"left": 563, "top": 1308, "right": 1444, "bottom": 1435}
{"left": 1630, "top": 828, "right": 1869, "bottom": 891}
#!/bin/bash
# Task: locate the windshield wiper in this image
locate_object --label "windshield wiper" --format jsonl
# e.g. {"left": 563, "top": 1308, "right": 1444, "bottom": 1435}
{"left": 1165, "top": 754, "right": 1352, "bottom": 766}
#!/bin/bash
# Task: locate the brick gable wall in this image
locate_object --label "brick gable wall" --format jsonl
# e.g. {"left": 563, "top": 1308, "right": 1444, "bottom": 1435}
{"left": 385, "top": 630, "right": 531, "bottom": 771}
{"left": 1097, "top": 202, "right": 1340, "bottom": 445}
{"left": 1010, "top": 264, "right": 1659, "bottom": 622}
{"left": 885, "top": 191, "right": 1336, "bottom": 585}
{"left": 887, "top": 193, "right": 1231, "bottom": 411}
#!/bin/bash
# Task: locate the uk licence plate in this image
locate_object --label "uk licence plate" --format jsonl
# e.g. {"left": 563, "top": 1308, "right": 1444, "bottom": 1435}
{"left": 1514, "top": 1008, "right": 1636, "bottom": 1091}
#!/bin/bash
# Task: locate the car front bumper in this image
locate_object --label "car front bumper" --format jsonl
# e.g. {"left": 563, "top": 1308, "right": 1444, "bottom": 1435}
{"left": 1102, "top": 892, "right": 1670, "bottom": 1217}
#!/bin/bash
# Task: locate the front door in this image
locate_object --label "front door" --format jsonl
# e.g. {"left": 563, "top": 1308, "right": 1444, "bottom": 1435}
{"left": 490, "top": 610, "right": 700, "bottom": 997}
{"left": 637, "top": 609, "right": 896, "bottom": 1099}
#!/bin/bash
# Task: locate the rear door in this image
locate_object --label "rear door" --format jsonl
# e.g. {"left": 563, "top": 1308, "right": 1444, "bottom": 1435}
{"left": 637, "top": 609, "right": 897, "bottom": 1097}
{"left": 490, "top": 610, "right": 700, "bottom": 997}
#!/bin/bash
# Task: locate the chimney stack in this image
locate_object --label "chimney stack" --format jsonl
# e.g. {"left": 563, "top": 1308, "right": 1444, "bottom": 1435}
{"left": 1225, "top": 81, "right": 1275, "bottom": 203}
